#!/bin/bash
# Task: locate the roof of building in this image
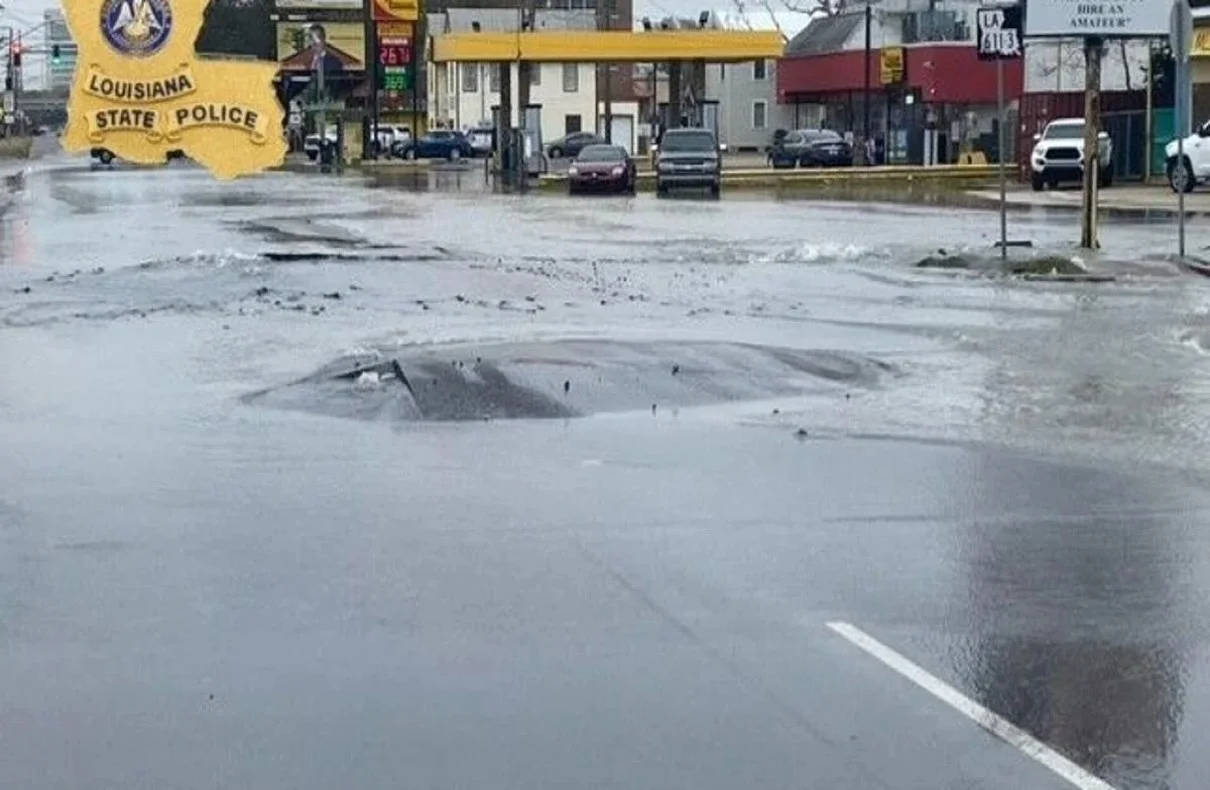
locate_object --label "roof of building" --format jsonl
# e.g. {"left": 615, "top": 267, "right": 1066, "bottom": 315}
{"left": 442, "top": 7, "right": 521, "bottom": 32}
{"left": 784, "top": 13, "right": 862, "bottom": 57}
{"left": 532, "top": 9, "right": 596, "bottom": 30}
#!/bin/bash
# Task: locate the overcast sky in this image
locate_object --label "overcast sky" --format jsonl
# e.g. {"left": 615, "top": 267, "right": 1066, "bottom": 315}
{"left": 1, "top": 0, "right": 810, "bottom": 36}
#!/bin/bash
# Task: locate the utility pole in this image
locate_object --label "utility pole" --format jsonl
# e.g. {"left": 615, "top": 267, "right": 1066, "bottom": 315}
{"left": 411, "top": 16, "right": 421, "bottom": 137}
{"left": 314, "top": 31, "right": 329, "bottom": 171}
{"left": 362, "top": 0, "right": 379, "bottom": 159}
{"left": 863, "top": 1, "right": 872, "bottom": 152}
{"left": 517, "top": 0, "right": 535, "bottom": 132}
{"left": 598, "top": 0, "right": 613, "bottom": 142}
{"left": 1079, "top": 36, "right": 1102, "bottom": 250}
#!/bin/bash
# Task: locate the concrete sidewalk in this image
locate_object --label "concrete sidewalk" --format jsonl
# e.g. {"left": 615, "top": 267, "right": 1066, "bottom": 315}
{"left": 967, "top": 184, "right": 1208, "bottom": 215}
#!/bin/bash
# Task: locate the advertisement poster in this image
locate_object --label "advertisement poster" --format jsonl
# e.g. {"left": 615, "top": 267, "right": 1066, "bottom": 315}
{"left": 276, "top": 21, "right": 365, "bottom": 71}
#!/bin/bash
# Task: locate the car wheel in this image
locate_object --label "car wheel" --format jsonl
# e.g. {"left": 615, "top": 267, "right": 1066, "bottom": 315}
{"left": 98, "top": 150, "right": 114, "bottom": 165}
{"left": 1030, "top": 172, "right": 1045, "bottom": 192}
{"left": 404, "top": 148, "right": 417, "bottom": 160}
{"left": 549, "top": 147, "right": 563, "bottom": 159}
{"left": 1168, "top": 158, "right": 1194, "bottom": 193}
{"left": 448, "top": 148, "right": 461, "bottom": 162}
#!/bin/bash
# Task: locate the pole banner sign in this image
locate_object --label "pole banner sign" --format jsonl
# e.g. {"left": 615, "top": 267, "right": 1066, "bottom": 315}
{"left": 1025, "top": 0, "right": 1172, "bottom": 37}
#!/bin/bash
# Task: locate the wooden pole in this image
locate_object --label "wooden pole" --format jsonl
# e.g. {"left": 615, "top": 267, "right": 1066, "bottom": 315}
{"left": 1079, "top": 36, "right": 1102, "bottom": 250}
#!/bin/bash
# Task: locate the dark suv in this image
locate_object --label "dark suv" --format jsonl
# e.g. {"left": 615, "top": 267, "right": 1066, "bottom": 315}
{"left": 655, "top": 128, "right": 724, "bottom": 197}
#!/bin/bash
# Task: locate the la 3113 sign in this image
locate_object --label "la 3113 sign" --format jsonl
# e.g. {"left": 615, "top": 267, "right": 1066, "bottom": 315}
{"left": 59, "top": 0, "right": 287, "bottom": 179}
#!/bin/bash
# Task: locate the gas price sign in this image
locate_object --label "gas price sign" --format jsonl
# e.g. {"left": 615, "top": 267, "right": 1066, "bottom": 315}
{"left": 379, "top": 41, "right": 412, "bottom": 67}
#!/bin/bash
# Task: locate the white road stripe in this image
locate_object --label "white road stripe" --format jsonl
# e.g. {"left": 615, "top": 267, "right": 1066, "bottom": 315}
{"left": 825, "top": 621, "right": 1118, "bottom": 790}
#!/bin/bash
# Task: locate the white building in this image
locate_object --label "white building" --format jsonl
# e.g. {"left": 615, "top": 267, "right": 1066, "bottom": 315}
{"left": 427, "top": 8, "right": 641, "bottom": 152}
{"left": 705, "top": 58, "right": 794, "bottom": 151}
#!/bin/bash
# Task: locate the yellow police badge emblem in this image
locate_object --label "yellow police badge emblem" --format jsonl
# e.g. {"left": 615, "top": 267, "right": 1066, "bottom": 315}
{"left": 60, "top": 0, "right": 287, "bottom": 179}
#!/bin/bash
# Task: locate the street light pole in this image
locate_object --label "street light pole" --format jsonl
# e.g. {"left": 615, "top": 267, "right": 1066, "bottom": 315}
{"left": 863, "top": 0, "right": 872, "bottom": 151}
{"left": 362, "top": 0, "right": 379, "bottom": 159}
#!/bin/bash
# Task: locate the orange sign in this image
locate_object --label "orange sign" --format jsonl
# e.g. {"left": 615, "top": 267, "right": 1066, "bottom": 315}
{"left": 880, "top": 47, "right": 904, "bottom": 84}
{"left": 374, "top": 0, "right": 418, "bottom": 22}
{"left": 377, "top": 21, "right": 413, "bottom": 39}
{"left": 1193, "top": 28, "right": 1210, "bottom": 57}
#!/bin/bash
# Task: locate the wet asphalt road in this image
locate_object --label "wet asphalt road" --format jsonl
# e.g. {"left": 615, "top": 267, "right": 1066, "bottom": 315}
{"left": 5, "top": 158, "right": 1210, "bottom": 789}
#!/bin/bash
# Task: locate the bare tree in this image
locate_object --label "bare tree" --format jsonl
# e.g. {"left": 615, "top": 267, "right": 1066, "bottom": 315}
{"left": 781, "top": 0, "right": 846, "bottom": 18}
{"left": 757, "top": 0, "right": 791, "bottom": 41}
{"left": 1117, "top": 39, "right": 1133, "bottom": 91}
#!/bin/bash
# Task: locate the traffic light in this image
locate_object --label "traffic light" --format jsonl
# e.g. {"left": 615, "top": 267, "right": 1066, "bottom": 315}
{"left": 51, "top": 44, "right": 61, "bottom": 65}
{"left": 10, "top": 43, "right": 21, "bottom": 68}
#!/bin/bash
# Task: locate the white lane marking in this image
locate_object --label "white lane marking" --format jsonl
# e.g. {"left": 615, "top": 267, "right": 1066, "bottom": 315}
{"left": 825, "top": 621, "right": 1118, "bottom": 790}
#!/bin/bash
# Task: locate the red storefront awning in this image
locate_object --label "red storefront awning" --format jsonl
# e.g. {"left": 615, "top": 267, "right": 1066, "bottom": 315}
{"left": 778, "top": 43, "right": 1023, "bottom": 105}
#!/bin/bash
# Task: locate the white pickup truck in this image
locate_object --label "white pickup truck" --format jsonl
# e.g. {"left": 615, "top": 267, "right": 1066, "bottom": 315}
{"left": 1165, "top": 120, "right": 1210, "bottom": 192}
{"left": 1029, "top": 118, "right": 1114, "bottom": 191}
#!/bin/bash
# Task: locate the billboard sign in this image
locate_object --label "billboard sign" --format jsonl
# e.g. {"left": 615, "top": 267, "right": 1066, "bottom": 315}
{"left": 976, "top": 4, "right": 1023, "bottom": 60}
{"left": 276, "top": 21, "right": 366, "bottom": 70}
{"left": 1024, "top": 0, "right": 1174, "bottom": 37}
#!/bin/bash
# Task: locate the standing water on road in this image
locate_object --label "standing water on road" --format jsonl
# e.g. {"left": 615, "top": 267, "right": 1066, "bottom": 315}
{"left": 4, "top": 159, "right": 1210, "bottom": 790}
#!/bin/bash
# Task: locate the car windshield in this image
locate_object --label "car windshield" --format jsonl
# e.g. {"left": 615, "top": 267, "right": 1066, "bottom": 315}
{"left": 1044, "top": 124, "right": 1085, "bottom": 139}
{"left": 576, "top": 145, "right": 626, "bottom": 162}
{"left": 801, "top": 130, "right": 843, "bottom": 143}
{"left": 660, "top": 131, "right": 716, "bottom": 152}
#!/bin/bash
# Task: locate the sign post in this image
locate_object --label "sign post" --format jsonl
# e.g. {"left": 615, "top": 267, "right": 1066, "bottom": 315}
{"left": 1171, "top": 0, "right": 1193, "bottom": 258}
{"left": 976, "top": 3, "right": 1023, "bottom": 261}
{"left": 1026, "top": 0, "right": 1171, "bottom": 250}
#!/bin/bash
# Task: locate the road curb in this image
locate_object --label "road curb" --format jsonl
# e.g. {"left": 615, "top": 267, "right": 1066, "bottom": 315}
{"left": 539, "top": 165, "right": 999, "bottom": 192}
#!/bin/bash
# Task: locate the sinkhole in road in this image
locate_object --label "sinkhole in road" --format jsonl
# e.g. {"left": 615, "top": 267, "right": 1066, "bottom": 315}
{"left": 244, "top": 339, "right": 895, "bottom": 423}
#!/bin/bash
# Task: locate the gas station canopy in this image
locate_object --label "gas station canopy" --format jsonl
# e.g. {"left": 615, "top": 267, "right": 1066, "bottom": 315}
{"left": 429, "top": 30, "right": 785, "bottom": 64}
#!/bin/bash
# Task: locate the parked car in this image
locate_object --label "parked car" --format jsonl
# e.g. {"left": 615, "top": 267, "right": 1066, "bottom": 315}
{"left": 392, "top": 130, "right": 474, "bottom": 161}
{"left": 464, "top": 124, "right": 495, "bottom": 157}
{"left": 568, "top": 144, "right": 636, "bottom": 195}
{"left": 654, "top": 128, "right": 725, "bottom": 197}
{"left": 372, "top": 125, "right": 411, "bottom": 156}
{"left": 546, "top": 131, "right": 605, "bottom": 159}
{"left": 90, "top": 148, "right": 186, "bottom": 166}
{"left": 768, "top": 129, "right": 853, "bottom": 168}
{"left": 1164, "top": 119, "right": 1210, "bottom": 192}
{"left": 1029, "top": 118, "right": 1113, "bottom": 191}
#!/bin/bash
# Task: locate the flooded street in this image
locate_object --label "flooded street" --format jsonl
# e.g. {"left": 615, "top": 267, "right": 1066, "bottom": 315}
{"left": 4, "top": 159, "right": 1210, "bottom": 789}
